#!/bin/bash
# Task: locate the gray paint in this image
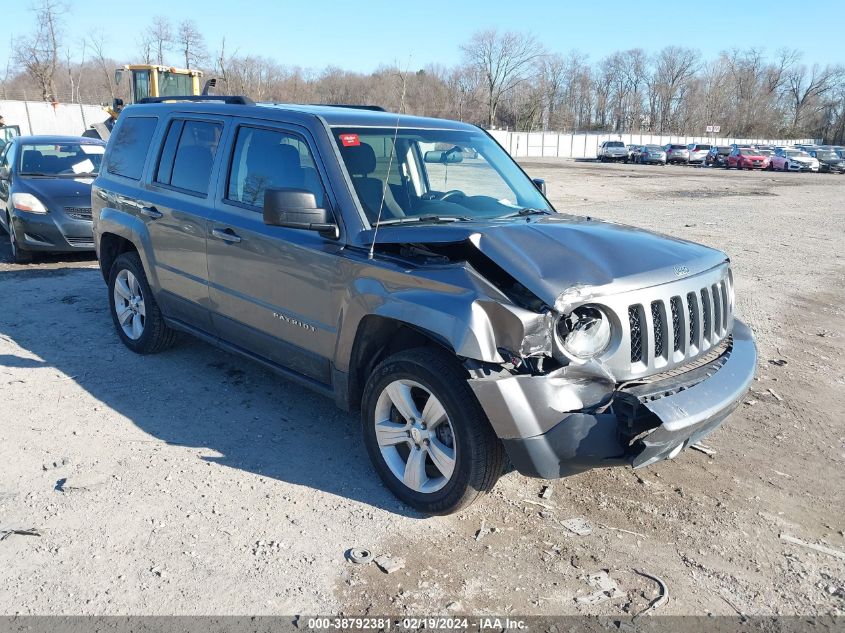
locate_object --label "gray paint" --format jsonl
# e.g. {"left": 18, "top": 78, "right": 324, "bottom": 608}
{"left": 92, "top": 101, "right": 757, "bottom": 478}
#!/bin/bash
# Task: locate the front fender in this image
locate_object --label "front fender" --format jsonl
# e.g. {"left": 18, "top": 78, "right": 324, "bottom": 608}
{"left": 333, "top": 274, "right": 552, "bottom": 372}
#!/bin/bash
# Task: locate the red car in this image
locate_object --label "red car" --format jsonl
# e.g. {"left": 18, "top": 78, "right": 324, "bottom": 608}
{"left": 726, "top": 147, "right": 770, "bottom": 170}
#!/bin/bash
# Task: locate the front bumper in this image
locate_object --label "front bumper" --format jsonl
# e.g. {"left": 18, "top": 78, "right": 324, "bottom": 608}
{"left": 470, "top": 319, "right": 757, "bottom": 479}
{"left": 787, "top": 163, "right": 816, "bottom": 172}
{"left": 10, "top": 210, "right": 94, "bottom": 252}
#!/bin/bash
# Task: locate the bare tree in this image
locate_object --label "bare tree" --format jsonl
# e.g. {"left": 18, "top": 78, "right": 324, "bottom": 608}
{"left": 14, "top": 0, "right": 65, "bottom": 101}
{"left": 137, "top": 32, "right": 154, "bottom": 65}
{"left": 177, "top": 19, "right": 207, "bottom": 69}
{"left": 651, "top": 46, "right": 700, "bottom": 133}
{"left": 146, "top": 16, "right": 173, "bottom": 65}
{"left": 65, "top": 41, "right": 86, "bottom": 102}
{"left": 785, "top": 64, "right": 842, "bottom": 130}
{"left": 87, "top": 31, "right": 117, "bottom": 98}
{"left": 461, "top": 29, "right": 544, "bottom": 128}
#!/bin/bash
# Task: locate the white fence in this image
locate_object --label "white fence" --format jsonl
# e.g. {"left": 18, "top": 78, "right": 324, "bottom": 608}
{"left": 488, "top": 130, "right": 818, "bottom": 159}
{"left": 1, "top": 100, "right": 110, "bottom": 136}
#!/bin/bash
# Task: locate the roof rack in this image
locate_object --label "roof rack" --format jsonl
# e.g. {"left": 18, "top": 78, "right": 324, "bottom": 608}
{"left": 136, "top": 95, "right": 255, "bottom": 105}
{"left": 315, "top": 104, "right": 386, "bottom": 112}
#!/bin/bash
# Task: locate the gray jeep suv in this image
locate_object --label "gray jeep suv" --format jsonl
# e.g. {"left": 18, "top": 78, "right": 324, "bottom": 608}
{"left": 92, "top": 97, "right": 757, "bottom": 514}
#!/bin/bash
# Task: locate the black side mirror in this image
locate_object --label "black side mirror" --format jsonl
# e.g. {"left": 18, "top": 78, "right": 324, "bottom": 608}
{"left": 532, "top": 178, "right": 546, "bottom": 195}
{"left": 263, "top": 188, "right": 339, "bottom": 239}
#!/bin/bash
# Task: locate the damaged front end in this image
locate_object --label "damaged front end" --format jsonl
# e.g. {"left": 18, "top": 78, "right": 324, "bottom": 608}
{"left": 470, "top": 320, "right": 756, "bottom": 479}
{"left": 369, "top": 224, "right": 756, "bottom": 480}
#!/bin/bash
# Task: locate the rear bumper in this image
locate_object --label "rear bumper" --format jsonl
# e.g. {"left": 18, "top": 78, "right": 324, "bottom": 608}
{"left": 473, "top": 319, "right": 757, "bottom": 479}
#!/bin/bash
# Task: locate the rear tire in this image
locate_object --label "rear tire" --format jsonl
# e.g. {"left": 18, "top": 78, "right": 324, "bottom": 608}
{"left": 108, "top": 251, "right": 177, "bottom": 354}
{"left": 361, "top": 347, "right": 504, "bottom": 514}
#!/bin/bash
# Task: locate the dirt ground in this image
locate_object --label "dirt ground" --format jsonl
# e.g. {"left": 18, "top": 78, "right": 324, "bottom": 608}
{"left": 0, "top": 160, "right": 843, "bottom": 617}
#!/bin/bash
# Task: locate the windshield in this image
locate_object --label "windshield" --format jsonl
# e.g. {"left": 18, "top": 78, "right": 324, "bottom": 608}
{"left": 739, "top": 149, "right": 760, "bottom": 156}
{"left": 158, "top": 71, "right": 194, "bottom": 97}
{"left": 784, "top": 150, "right": 807, "bottom": 157}
{"left": 332, "top": 127, "right": 552, "bottom": 225}
{"left": 18, "top": 143, "right": 104, "bottom": 176}
{"left": 815, "top": 151, "right": 838, "bottom": 160}
{"left": 606, "top": 141, "right": 624, "bottom": 147}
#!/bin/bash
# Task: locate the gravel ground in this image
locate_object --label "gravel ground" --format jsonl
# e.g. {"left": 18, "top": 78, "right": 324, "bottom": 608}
{"left": 0, "top": 160, "right": 843, "bottom": 616}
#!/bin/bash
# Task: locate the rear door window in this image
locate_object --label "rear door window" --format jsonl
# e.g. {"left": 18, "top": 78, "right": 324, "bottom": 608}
{"left": 106, "top": 116, "right": 158, "bottom": 180}
{"left": 155, "top": 119, "right": 223, "bottom": 195}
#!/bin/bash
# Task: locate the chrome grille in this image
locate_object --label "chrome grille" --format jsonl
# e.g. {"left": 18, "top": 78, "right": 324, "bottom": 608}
{"left": 670, "top": 297, "right": 682, "bottom": 352}
{"left": 619, "top": 265, "right": 733, "bottom": 377}
{"left": 701, "top": 289, "right": 711, "bottom": 340}
{"left": 712, "top": 284, "right": 722, "bottom": 337}
{"left": 629, "top": 306, "right": 643, "bottom": 363}
{"left": 651, "top": 301, "right": 664, "bottom": 358}
{"left": 65, "top": 207, "right": 92, "bottom": 220}
{"left": 686, "top": 292, "right": 697, "bottom": 346}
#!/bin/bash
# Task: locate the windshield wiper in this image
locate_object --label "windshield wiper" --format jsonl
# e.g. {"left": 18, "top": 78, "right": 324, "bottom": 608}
{"left": 19, "top": 172, "right": 50, "bottom": 177}
{"left": 69, "top": 172, "right": 98, "bottom": 178}
{"left": 374, "top": 215, "right": 472, "bottom": 227}
{"left": 502, "top": 208, "right": 553, "bottom": 218}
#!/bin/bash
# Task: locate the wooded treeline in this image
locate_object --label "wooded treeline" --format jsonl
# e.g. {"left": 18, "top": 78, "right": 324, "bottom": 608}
{"left": 3, "top": 3, "right": 844, "bottom": 142}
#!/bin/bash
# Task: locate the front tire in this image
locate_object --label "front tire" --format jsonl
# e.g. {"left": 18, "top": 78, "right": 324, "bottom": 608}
{"left": 8, "top": 214, "right": 32, "bottom": 264}
{"left": 361, "top": 347, "right": 504, "bottom": 514}
{"left": 108, "top": 251, "right": 176, "bottom": 354}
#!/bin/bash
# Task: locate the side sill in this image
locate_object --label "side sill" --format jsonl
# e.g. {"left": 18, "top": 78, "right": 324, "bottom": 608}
{"left": 163, "top": 317, "right": 336, "bottom": 401}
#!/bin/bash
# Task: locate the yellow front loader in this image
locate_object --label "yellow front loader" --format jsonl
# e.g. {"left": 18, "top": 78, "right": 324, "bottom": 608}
{"left": 84, "top": 65, "right": 208, "bottom": 140}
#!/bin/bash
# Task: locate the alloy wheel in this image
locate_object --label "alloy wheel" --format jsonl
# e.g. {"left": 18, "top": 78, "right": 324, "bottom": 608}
{"left": 373, "top": 379, "right": 456, "bottom": 494}
{"left": 113, "top": 268, "right": 146, "bottom": 340}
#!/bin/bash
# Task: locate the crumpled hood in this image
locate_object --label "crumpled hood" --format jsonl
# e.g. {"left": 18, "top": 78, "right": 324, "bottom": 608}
{"left": 373, "top": 215, "right": 728, "bottom": 309}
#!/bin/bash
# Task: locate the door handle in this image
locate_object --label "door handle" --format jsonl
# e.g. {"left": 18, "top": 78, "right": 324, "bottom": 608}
{"left": 141, "top": 205, "right": 163, "bottom": 220}
{"left": 211, "top": 228, "right": 242, "bottom": 243}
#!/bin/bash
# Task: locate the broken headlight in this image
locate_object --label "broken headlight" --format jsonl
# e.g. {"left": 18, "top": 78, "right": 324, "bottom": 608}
{"left": 556, "top": 306, "right": 611, "bottom": 359}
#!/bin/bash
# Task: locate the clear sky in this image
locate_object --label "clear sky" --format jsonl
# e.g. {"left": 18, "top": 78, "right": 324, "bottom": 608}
{"left": 2, "top": 0, "right": 842, "bottom": 73}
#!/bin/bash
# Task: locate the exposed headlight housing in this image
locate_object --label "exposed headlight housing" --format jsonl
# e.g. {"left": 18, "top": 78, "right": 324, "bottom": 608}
{"left": 556, "top": 306, "right": 612, "bottom": 359}
{"left": 11, "top": 193, "right": 48, "bottom": 214}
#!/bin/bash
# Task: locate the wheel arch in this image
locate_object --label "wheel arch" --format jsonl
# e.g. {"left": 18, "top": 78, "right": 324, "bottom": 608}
{"left": 98, "top": 232, "right": 138, "bottom": 281}
{"left": 95, "top": 208, "right": 158, "bottom": 288}
{"left": 344, "top": 315, "right": 458, "bottom": 413}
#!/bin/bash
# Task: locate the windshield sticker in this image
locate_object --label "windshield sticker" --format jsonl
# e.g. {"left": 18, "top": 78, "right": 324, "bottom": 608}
{"left": 79, "top": 145, "right": 105, "bottom": 155}
{"left": 72, "top": 158, "right": 95, "bottom": 174}
{"left": 340, "top": 133, "right": 360, "bottom": 147}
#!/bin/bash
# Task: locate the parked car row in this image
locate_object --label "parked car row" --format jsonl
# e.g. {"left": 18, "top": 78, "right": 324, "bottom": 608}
{"left": 599, "top": 139, "right": 845, "bottom": 173}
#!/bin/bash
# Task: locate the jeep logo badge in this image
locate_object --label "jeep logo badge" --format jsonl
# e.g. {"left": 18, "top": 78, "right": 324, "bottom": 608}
{"left": 674, "top": 265, "right": 690, "bottom": 277}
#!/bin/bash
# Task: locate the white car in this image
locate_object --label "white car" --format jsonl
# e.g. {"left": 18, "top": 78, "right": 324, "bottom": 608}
{"left": 771, "top": 148, "right": 819, "bottom": 172}
{"left": 597, "top": 140, "right": 629, "bottom": 162}
{"left": 687, "top": 143, "right": 712, "bottom": 165}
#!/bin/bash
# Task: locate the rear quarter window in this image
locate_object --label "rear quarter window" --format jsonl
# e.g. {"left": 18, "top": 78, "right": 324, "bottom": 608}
{"left": 105, "top": 116, "right": 158, "bottom": 180}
